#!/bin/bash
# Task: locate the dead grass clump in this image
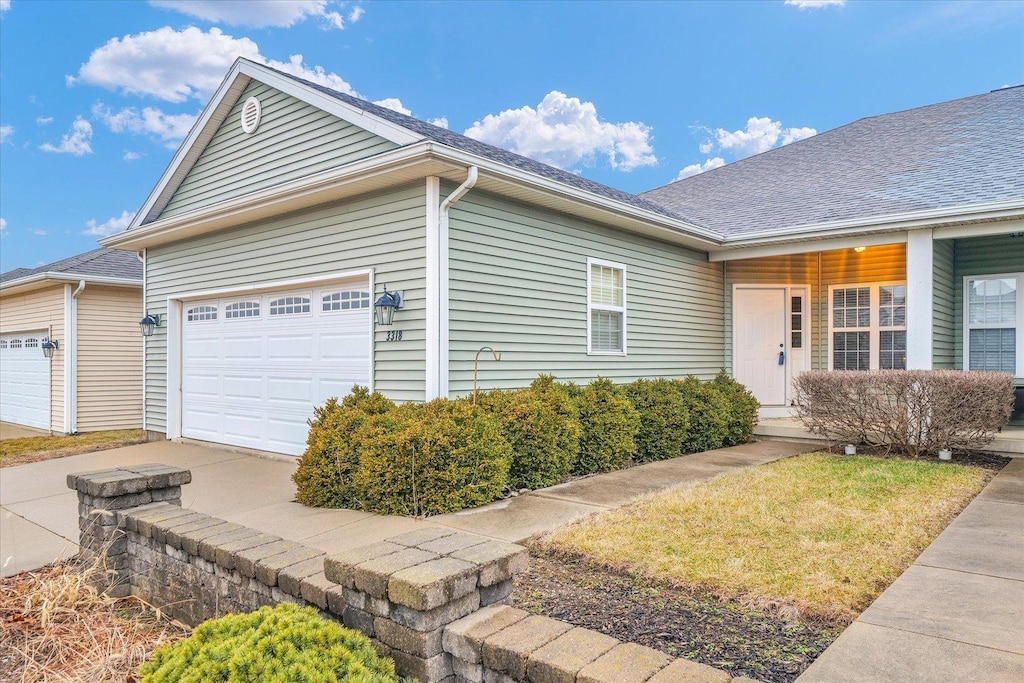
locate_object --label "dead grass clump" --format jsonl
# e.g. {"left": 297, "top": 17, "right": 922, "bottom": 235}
{"left": 0, "top": 560, "right": 188, "bottom": 682}
{"left": 0, "top": 430, "right": 148, "bottom": 468}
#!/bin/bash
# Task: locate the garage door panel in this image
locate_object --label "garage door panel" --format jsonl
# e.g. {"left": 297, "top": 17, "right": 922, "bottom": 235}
{"left": 0, "top": 331, "right": 51, "bottom": 430}
{"left": 181, "top": 282, "right": 371, "bottom": 456}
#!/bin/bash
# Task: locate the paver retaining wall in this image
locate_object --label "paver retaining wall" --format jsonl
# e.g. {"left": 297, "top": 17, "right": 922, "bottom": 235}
{"left": 69, "top": 464, "right": 742, "bottom": 682}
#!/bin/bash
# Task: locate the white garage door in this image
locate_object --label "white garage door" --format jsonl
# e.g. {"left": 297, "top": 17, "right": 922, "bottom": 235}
{"left": 181, "top": 282, "right": 372, "bottom": 455}
{"left": 0, "top": 331, "right": 51, "bottom": 430}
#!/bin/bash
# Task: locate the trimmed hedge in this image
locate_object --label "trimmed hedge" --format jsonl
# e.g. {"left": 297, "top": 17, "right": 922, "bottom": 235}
{"left": 677, "top": 376, "right": 731, "bottom": 453}
{"left": 572, "top": 377, "right": 641, "bottom": 475}
{"left": 710, "top": 370, "right": 761, "bottom": 446}
{"left": 478, "top": 375, "right": 581, "bottom": 490}
{"left": 625, "top": 378, "right": 689, "bottom": 462}
{"left": 139, "top": 603, "right": 399, "bottom": 682}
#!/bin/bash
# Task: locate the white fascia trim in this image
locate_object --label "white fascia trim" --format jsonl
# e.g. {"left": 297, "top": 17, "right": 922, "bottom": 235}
{"left": 709, "top": 232, "right": 909, "bottom": 262}
{"left": 715, "top": 200, "right": 1024, "bottom": 249}
{"left": 425, "top": 177, "right": 441, "bottom": 400}
{"left": 0, "top": 273, "right": 142, "bottom": 295}
{"left": 102, "top": 142, "right": 438, "bottom": 250}
{"left": 130, "top": 58, "right": 423, "bottom": 230}
{"left": 62, "top": 284, "right": 73, "bottom": 434}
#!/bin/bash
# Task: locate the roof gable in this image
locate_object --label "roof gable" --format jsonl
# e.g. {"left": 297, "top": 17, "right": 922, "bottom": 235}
{"left": 0, "top": 247, "right": 142, "bottom": 285}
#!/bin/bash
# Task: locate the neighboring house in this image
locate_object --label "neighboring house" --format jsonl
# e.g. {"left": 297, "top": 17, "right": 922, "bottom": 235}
{"left": 0, "top": 248, "right": 144, "bottom": 434}
{"left": 100, "top": 58, "right": 1023, "bottom": 456}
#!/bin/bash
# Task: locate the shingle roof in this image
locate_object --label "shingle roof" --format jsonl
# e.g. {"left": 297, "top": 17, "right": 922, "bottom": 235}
{"left": 0, "top": 247, "right": 143, "bottom": 285}
{"left": 639, "top": 86, "right": 1024, "bottom": 238}
{"left": 262, "top": 64, "right": 692, "bottom": 224}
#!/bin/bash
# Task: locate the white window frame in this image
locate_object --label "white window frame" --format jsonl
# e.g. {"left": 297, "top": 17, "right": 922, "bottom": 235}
{"left": 322, "top": 288, "right": 371, "bottom": 313}
{"left": 268, "top": 291, "right": 313, "bottom": 317}
{"left": 963, "top": 272, "right": 1024, "bottom": 376}
{"left": 185, "top": 302, "right": 219, "bottom": 323}
{"left": 586, "top": 257, "right": 627, "bottom": 355}
{"left": 828, "top": 281, "right": 908, "bottom": 371}
{"left": 223, "top": 299, "right": 262, "bottom": 321}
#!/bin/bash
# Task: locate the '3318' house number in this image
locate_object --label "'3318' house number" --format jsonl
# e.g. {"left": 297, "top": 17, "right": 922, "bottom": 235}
{"left": 385, "top": 330, "right": 403, "bottom": 342}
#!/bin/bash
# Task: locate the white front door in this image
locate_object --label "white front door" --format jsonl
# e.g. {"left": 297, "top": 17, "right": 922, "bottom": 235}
{"left": 180, "top": 281, "right": 372, "bottom": 456}
{"left": 734, "top": 288, "right": 788, "bottom": 406}
{"left": 0, "top": 331, "right": 51, "bottom": 429}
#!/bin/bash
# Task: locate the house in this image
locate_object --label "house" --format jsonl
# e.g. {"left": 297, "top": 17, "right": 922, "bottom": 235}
{"left": 0, "top": 247, "right": 144, "bottom": 434}
{"left": 99, "top": 58, "right": 1023, "bottom": 456}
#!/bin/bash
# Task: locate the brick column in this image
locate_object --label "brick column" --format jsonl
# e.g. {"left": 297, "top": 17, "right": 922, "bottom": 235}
{"left": 67, "top": 464, "right": 191, "bottom": 597}
{"left": 323, "top": 527, "right": 528, "bottom": 682}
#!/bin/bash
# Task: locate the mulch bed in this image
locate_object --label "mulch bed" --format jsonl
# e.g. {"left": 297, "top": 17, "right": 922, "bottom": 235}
{"left": 513, "top": 548, "right": 843, "bottom": 683}
{"left": 814, "top": 444, "right": 1011, "bottom": 471}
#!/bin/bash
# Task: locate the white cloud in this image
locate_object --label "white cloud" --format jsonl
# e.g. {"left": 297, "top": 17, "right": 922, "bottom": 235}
{"left": 373, "top": 97, "right": 411, "bottom": 116}
{"left": 707, "top": 116, "right": 817, "bottom": 159}
{"left": 36, "top": 116, "right": 54, "bottom": 125}
{"left": 123, "top": 150, "right": 142, "bottom": 161}
{"left": 675, "top": 157, "right": 726, "bottom": 180}
{"left": 93, "top": 102, "right": 197, "bottom": 145}
{"left": 428, "top": 117, "right": 449, "bottom": 129}
{"left": 348, "top": 6, "right": 364, "bottom": 23}
{"left": 0, "top": 0, "right": 9, "bottom": 12}
{"left": 150, "top": 0, "right": 351, "bottom": 29}
{"left": 31, "top": 229, "right": 48, "bottom": 236}
{"left": 0, "top": 218, "right": 6, "bottom": 234}
{"left": 84, "top": 210, "right": 135, "bottom": 237}
{"left": 785, "top": 0, "right": 845, "bottom": 8}
{"left": 0, "top": 124, "right": 13, "bottom": 143}
{"left": 464, "top": 91, "right": 657, "bottom": 171}
{"left": 40, "top": 117, "right": 93, "bottom": 156}
{"left": 72, "top": 27, "right": 358, "bottom": 103}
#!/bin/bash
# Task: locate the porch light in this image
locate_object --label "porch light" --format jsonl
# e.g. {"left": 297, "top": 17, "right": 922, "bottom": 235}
{"left": 374, "top": 286, "right": 402, "bottom": 326}
{"left": 139, "top": 313, "right": 161, "bottom": 337}
{"left": 853, "top": 246, "right": 866, "bottom": 253}
{"left": 42, "top": 339, "right": 58, "bottom": 359}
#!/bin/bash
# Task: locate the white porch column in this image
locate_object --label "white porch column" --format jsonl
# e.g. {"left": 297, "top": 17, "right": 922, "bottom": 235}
{"left": 906, "top": 229, "right": 934, "bottom": 370}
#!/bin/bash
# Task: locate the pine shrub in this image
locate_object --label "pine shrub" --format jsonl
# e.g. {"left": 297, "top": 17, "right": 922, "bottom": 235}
{"left": 572, "top": 377, "right": 640, "bottom": 474}
{"left": 139, "top": 603, "right": 399, "bottom": 683}
{"left": 624, "top": 378, "right": 690, "bottom": 462}
{"left": 478, "top": 375, "right": 581, "bottom": 490}
{"left": 710, "top": 370, "right": 760, "bottom": 446}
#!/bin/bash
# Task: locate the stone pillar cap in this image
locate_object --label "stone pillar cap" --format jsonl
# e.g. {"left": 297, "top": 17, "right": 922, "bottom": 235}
{"left": 67, "top": 464, "right": 191, "bottom": 497}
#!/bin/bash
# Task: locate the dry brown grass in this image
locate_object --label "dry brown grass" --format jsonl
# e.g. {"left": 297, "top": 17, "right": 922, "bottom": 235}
{"left": 0, "top": 560, "right": 188, "bottom": 682}
{"left": 0, "top": 430, "right": 147, "bottom": 468}
{"left": 541, "top": 453, "right": 990, "bottom": 623}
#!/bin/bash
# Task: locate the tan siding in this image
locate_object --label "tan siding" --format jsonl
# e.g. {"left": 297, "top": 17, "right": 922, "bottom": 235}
{"left": 160, "top": 81, "right": 399, "bottom": 219}
{"left": 75, "top": 286, "right": 144, "bottom": 431}
{"left": 447, "top": 190, "right": 725, "bottom": 395}
{"left": 145, "top": 183, "right": 427, "bottom": 432}
{"left": 725, "top": 244, "right": 907, "bottom": 372}
{"left": 932, "top": 239, "right": 955, "bottom": 369}
{"left": 0, "top": 285, "right": 66, "bottom": 432}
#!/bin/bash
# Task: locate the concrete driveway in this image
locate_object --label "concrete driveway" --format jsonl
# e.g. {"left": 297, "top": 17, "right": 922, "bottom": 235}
{"left": 0, "top": 421, "right": 49, "bottom": 440}
{"left": 0, "top": 440, "right": 431, "bottom": 577}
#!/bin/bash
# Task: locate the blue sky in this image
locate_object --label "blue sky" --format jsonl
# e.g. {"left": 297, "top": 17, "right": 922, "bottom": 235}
{"left": 0, "top": 0, "right": 1022, "bottom": 271}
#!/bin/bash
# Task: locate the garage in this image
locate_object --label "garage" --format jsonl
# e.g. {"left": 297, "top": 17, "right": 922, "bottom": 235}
{"left": 180, "top": 281, "right": 372, "bottom": 455}
{"left": 0, "top": 331, "right": 51, "bottom": 430}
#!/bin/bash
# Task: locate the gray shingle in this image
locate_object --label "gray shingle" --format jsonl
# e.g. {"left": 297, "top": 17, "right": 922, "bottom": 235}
{"left": 640, "top": 86, "right": 1024, "bottom": 237}
{"left": 0, "top": 247, "right": 143, "bottom": 285}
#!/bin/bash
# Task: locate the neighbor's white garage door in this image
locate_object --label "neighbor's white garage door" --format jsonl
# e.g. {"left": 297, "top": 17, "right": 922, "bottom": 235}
{"left": 181, "top": 282, "right": 372, "bottom": 455}
{"left": 0, "top": 331, "right": 51, "bottom": 430}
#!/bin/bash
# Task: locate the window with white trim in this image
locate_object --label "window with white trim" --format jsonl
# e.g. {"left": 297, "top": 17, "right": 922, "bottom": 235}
{"left": 269, "top": 295, "right": 311, "bottom": 316}
{"left": 588, "top": 259, "right": 626, "bottom": 354}
{"left": 186, "top": 305, "right": 218, "bottom": 322}
{"left": 830, "top": 283, "right": 907, "bottom": 370}
{"left": 966, "top": 273, "right": 1022, "bottom": 375}
{"left": 24, "top": 338, "right": 39, "bottom": 348}
{"left": 224, "top": 300, "right": 260, "bottom": 319}
{"left": 10, "top": 339, "right": 22, "bottom": 349}
{"left": 322, "top": 290, "right": 370, "bottom": 312}
{"left": 0, "top": 340, "right": 6, "bottom": 349}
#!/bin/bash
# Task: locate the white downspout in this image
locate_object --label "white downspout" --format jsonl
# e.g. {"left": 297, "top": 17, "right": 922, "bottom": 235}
{"left": 70, "top": 280, "right": 85, "bottom": 433}
{"left": 438, "top": 166, "right": 478, "bottom": 398}
{"left": 139, "top": 250, "right": 147, "bottom": 433}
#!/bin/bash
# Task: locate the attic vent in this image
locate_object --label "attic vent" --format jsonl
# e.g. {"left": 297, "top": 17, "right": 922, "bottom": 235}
{"left": 240, "top": 96, "right": 262, "bottom": 134}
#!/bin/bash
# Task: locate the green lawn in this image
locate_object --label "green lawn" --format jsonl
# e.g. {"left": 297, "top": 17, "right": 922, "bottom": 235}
{"left": 541, "top": 453, "right": 989, "bottom": 622}
{"left": 0, "top": 430, "right": 147, "bottom": 467}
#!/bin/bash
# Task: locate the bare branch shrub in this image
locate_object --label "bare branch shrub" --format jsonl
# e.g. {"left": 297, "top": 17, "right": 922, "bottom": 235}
{"left": 792, "top": 370, "right": 1014, "bottom": 457}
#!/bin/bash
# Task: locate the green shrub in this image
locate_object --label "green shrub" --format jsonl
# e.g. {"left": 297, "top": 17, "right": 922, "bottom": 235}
{"left": 572, "top": 377, "right": 640, "bottom": 475}
{"left": 293, "top": 387, "right": 395, "bottom": 508}
{"left": 676, "top": 376, "right": 730, "bottom": 453}
{"left": 624, "top": 378, "right": 690, "bottom": 462}
{"left": 352, "top": 399, "right": 510, "bottom": 516}
{"left": 478, "top": 375, "right": 581, "bottom": 490}
{"left": 139, "top": 603, "right": 399, "bottom": 683}
{"left": 710, "top": 370, "right": 760, "bottom": 446}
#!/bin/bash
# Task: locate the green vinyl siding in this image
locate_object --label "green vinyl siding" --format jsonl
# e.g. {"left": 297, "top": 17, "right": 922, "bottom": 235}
{"left": 932, "top": 239, "right": 955, "bottom": 369}
{"left": 144, "top": 183, "right": 426, "bottom": 432}
{"left": 159, "top": 81, "right": 399, "bottom": 220}
{"left": 724, "top": 244, "right": 907, "bottom": 372}
{"left": 446, "top": 190, "right": 724, "bottom": 395}
{"left": 953, "top": 232, "right": 1024, "bottom": 379}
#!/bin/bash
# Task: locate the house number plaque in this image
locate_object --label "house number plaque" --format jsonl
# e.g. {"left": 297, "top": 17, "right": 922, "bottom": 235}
{"left": 385, "top": 330, "right": 403, "bottom": 342}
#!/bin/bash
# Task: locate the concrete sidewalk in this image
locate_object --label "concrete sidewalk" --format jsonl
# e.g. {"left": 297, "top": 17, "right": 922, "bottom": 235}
{"left": 799, "top": 458, "right": 1024, "bottom": 682}
{"left": 1, "top": 438, "right": 811, "bottom": 577}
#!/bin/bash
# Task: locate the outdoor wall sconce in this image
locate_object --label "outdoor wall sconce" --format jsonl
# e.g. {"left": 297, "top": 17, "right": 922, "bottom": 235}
{"left": 374, "top": 285, "right": 403, "bottom": 326}
{"left": 139, "top": 313, "right": 161, "bottom": 337}
{"left": 42, "top": 339, "right": 59, "bottom": 359}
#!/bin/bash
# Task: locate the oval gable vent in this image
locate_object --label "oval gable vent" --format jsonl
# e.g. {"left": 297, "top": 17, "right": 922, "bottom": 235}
{"left": 240, "top": 96, "right": 262, "bottom": 134}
